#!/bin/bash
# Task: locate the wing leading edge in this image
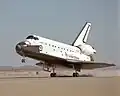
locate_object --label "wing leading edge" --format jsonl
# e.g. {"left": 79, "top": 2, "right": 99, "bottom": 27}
{"left": 66, "top": 59, "right": 116, "bottom": 69}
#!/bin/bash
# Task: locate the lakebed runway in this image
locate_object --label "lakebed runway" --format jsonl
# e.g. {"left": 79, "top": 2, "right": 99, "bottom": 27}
{"left": 0, "top": 76, "right": 119, "bottom": 96}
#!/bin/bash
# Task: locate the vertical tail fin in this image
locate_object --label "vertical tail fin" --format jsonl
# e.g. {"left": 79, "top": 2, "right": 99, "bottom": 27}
{"left": 72, "top": 22, "right": 91, "bottom": 46}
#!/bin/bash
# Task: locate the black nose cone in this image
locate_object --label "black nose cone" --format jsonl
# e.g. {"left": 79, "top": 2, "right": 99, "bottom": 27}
{"left": 15, "top": 42, "right": 26, "bottom": 53}
{"left": 16, "top": 44, "right": 22, "bottom": 52}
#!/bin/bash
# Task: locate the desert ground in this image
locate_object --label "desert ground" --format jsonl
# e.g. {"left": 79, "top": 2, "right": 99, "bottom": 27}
{"left": 0, "top": 66, "right": 119, "bottom": 96}
{"left": 0, "top": 76, "right": 119, "bottom": 96}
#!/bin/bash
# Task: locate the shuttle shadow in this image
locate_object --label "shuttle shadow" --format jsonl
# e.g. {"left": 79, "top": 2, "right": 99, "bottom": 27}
{"left": 57, "top": 74, "right": 94, "bottom": 77}
{"left": 0, "top": 74, "right": 94, "bottom": 79}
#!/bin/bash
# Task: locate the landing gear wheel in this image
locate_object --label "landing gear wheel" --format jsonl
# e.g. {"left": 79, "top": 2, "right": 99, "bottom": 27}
{"left": 50, "top": 73, "right": 56, "bottom": 77}
{"left": 73, "top": 73, "right": 79, "bottom": 77}
{"left": 36, "top": 72, "right": 39, "bottom": 75}
{"left": 21, "top": 58, "right": 25, "bottom": 63}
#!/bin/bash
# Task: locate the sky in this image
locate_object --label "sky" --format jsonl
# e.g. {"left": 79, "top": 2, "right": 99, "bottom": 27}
{"left": 0, "top": 0, "right": 119, "bottom": 66}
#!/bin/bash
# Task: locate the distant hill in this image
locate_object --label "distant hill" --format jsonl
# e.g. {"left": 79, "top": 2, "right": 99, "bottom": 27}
{"left": 0, "top": 65, "right": 41, "bottom": 71}
{"left": 0, "top": 66, "right": 13, "bottom": 71}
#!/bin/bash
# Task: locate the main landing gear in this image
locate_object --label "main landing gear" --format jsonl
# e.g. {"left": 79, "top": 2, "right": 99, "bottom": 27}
{"left": 50, "top": 64, "right": 56, "bottom": 77}
{"left": 72, "top": 65, "right": 81, "bottom": 77}
{"left": 73, "top": 72, "right": 79, "bottom": 77}
{"left": 49, "top": 64, "right": 80, "bottom": 77}
{"left": 42, "top": 62, "right": 51, "bottom": 72}
{"left": 40, "top": 62, "right": 57, "bottom": 77}
{"left": 43, "top": 63, "right": 80, "bottom": 77}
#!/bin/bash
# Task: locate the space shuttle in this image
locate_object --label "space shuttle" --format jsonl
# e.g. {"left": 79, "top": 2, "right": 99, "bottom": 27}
{"left": 15, "top": 22, "right": 115, "bottom": 77}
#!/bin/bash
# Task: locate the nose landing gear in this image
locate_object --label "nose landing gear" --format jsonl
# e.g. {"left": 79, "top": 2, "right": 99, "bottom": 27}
{"left": 21, "top": 54, "right": 26, "bottom": 63}
{"left": 21, "top": 58, "right": 26, "bottom": 63}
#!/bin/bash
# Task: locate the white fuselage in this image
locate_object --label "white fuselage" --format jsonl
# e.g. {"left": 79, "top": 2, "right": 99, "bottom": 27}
{"left": 15, "top": 22, "right": 115, "bottom": 73}
{"left": 25, "top": 35, "right": 91, "bottom": 61}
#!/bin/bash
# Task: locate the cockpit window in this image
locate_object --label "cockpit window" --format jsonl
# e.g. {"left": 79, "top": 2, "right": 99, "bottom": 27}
{"left": 26, "top": 35, "right": 39, "bottom": 40}
{"left": 26, "top": 35, "right": 34, "bottom": 39}
{"left": 34, "top": 37, "right": 39, "bottom": 40}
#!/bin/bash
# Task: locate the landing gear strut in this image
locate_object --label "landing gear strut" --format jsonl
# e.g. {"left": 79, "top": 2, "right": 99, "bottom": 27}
{"left": 50, "top": 64, "right": 56, "bottom": 77}
{"left": 72, "top": 65, "right": 81, "bottom": 77}
{"left": 43, "top": 62, "right": 51, "bottom": 72}
{"left": 21, "top": 53, "right": 26, "bottom": 63}
{"left": 41, "top": 62, "right": 57, "bottom": 77}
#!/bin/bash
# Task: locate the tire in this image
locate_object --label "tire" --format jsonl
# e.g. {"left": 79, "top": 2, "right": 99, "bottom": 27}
{"left": 73, "top": 73, "right": 79, "bottom": 77}
{"left": 50, "top": 73, "right": 56, "bottom": 77}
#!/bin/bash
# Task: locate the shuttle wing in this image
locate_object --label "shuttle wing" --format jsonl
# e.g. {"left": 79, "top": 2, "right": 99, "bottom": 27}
{"left": 66, "top": 59, "right": 116, "bottom": 69}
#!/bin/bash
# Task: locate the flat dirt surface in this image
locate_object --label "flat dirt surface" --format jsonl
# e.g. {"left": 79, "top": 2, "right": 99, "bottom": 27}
{"left": 0, "top": 76, "right": 119, "bottom": 96}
